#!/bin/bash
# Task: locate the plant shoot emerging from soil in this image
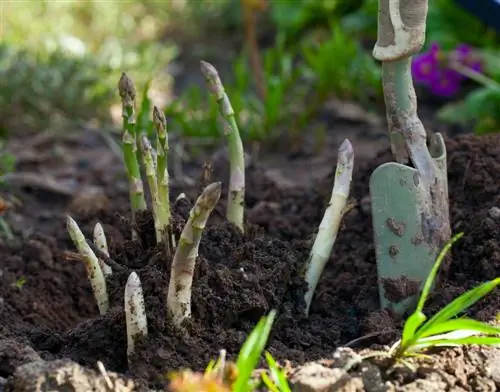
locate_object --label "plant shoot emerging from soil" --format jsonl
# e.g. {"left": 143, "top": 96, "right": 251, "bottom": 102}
{"left": 390, "top": 232, "right": 500, "bottom": 359}
{"left": 118, "top": 72, "right": 147, "bottom": 221}
{"left": 167, "top": 182, "right": 222, "bottom": 327}
{"left": 92, "top": 222, "right": 112, "bottom": 276}
{"left": 66, "top": 215, "right": 109, "bottom": 315}
{"left": 140, "top": 135, "right": 167, "bottom": 244}
{"left": 125, "top": 271, "right": 148, "bottom": 360}
{"left": 153, "top": 106, "right": 172, "bottom": 233}
{"left": 200, "top": 60, "right": 246, "bottom": 233}
{"left": 303, "top": 139, "right": 354, "bottom": 316}
{"left": 169, "top": 311, "right": 286, "bottom": 391}
{"left": 347, "top": 233, "right": 500, "bottom": 371}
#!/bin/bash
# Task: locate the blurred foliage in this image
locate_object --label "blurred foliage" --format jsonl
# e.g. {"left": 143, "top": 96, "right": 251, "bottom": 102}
{"left": 0, "top": 44, "right": 113, "bottom": 132}
{"left": 0, "top": 140, "right": 15, "bottom": 180}
{"left": 438, "top": 49, "right": 500, "bottom": 134}
{"left": 1, "top": 0, "right": 178, "bottom": 133}
{"left": 1, "top": 0, "right": 499, "bottom": 141}
{"left": 165, "top": 25, "right": 379, "bottom": 144}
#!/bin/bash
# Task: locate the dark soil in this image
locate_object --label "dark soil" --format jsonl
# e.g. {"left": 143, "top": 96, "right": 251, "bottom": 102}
{"left": 0, "top": 123, "right": 499, "bottom": 390}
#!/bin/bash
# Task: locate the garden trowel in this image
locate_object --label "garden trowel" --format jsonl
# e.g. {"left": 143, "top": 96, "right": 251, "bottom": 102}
{"left": 370, "top": 134, "right": 449, "bottom": 315}
{"left": 371, "top": 0, "right": 451, "bottom": 316}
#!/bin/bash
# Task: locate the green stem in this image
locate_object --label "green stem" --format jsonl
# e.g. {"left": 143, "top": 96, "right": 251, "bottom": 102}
{"left": 118, "top": 73, "right": 147, "bottom": 220}
{"left": 153, "top": 106, "right": 171, "bottom": 227}
{"left": 140, "top": 136, "right": 167, "bottom": 244}
{"left": 200, "top": 61, "right": 245, "bottom": 233}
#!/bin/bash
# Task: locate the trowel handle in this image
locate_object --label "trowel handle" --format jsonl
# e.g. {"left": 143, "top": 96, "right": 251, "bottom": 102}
{"left": 373, "top": 0, "right": 428, "bottom": 61}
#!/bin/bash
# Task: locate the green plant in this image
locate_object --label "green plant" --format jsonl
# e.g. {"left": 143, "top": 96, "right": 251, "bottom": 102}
{"left": 438, "top": 49, "right": 500, "bottom": 134}
{"left": 0, "top": 44, "right": 114, "bottom": 132}
{"left": 168, "top": 310, "right": 289, "bottom": 391}
{"left": 347, "top": 233, "right": 500, "bottom": 370}
{"left": 301, "top": 24, "right": 382, "bottom": 104}
{"left": 118, "top": 73, "right": 148, "bottom": 222}
{"left": 201, "top": 61, "right": 246, "bottom": 232}
{"left": 233, "top": 310, "right": 277, "bottom": 391}
{"left": 390, "top": 232, "right": 500, "bottom": 359}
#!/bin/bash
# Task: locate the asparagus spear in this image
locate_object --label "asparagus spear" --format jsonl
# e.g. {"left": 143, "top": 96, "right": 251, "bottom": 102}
{"left": 153, "top": 106, "right": 171, "bottom": 229}
{"left": 167, "top": 182, "right": 222, "bottom": 327}
{"left": 125, "top": 271, "right": 148, "bottom": 359}
{"left": 67, "top": 215, "right": 109, "bottom": 315}
{"left": 303, "top": 140, "right": 354, "bottom": 316}
{"left": 118, "top": 73, "right": 147, "bottom": 221}
{"left": 200, "top": 61, "right": 245, "bottom": 233}
{"left": 92, "top": 222, "right": 112, "bottom": 277}
{"left": 140, "top": 135, "right": 169, "bottom": 244}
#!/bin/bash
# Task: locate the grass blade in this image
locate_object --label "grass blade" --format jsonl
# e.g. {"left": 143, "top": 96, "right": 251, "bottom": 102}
{"left": 265, "top": 352, "right": 291, "bottom": 392}
{"left": 261, "top": 373, "right": 280, "bottom": 392}
{"left": 399, "top": 311, "right": 427, "bottom": 352}
{"left": 417, "top": 318, "right": 500, "bottom": 340}
{"left": 407, "top": 336, "right": 500, "bottom": 353}
{"left": 233, "top": 310, "right": 277, "bottom": 392}
{"left": 416, "top": 277, "right": 500, "bottom": 338}
{"left": 416, "top": 232, "right": 464, "bottom": 313}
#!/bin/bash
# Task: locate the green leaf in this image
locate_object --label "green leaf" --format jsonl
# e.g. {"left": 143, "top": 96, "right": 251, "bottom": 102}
{"left": 204, "top": 359, "right": 216, "bottom": 375}
{"left": 400, "top": 311, "right": 427, "bottom": 352}
{"left": 416, "top": 277, "right": 500, "bottom": 339}
{"left": 416, "top": 232, "right": 464, "bottom": 313}
{"left": 261, "top": 373, "right": 280, "bottom": 392}
{"left": 406, "top": 336, "right": 500, "bottom": 353}
{"left": 233, "top": 310, "right": 277, "bottom": 392}
{"left": 417, "top": 318, "right": 500, "bottom": 340}
{"left": 265, "top": 352, "right": 291, "bottom": 392}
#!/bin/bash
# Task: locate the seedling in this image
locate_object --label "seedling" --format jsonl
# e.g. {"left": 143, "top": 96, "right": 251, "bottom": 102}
{"left": 390, "top": 232, "right": 500, "bottom": 359}
{"left": 233, "top": 310, "right": 277, "bottom": 392}
{"left": 371, "top": 0, "right": 451, "bottom": 314}
{"left": 345, "top": 233, "right": 500, "bottom": 370}
{"left": 169, "top": 311, "right": 282, "bottom": 392}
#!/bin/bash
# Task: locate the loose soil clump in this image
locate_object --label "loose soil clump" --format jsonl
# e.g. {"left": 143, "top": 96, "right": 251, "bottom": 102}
{"left": 0, "top": 133, "right": 499, "bottom": 391}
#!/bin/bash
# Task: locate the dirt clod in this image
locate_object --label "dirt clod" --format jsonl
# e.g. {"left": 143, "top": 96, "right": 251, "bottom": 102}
{"left": 4, "top": 360, "right": 137, "bottom": 392}
{"left": 381, "top": 276, "right": 421, "bottom": 303}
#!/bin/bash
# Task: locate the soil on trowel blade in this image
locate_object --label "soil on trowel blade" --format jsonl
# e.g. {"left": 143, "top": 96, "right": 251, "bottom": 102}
{"left": 0, "top": 133, "right": 499, "bottom": 390}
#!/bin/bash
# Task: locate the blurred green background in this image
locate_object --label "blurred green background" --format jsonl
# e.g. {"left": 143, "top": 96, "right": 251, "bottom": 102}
{"left": 1, "top": 0, "right": 499, "bottom": 148}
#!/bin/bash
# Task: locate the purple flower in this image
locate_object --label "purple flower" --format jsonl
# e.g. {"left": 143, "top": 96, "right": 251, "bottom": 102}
{"left": 411, "top": 43, "right": 440, "bottom": 85}
{"left": 452, "top": 43, "right": 482, "bottom": 73}
{"left": 429, "top": 69, "right": 461, "bottom": 97}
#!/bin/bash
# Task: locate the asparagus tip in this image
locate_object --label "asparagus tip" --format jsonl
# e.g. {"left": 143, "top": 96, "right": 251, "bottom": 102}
{"left": 125, "top": 271, "right": 141, "bottom": 293}
{"left": 141, "top": 134, "right": 153, "bottom": 151}
{"left": 199, "top": 60, "right": 218, "bottom": 80}
{"left": 200, "top": 182, "right": 222, "bottom": 208}
{"left": 200, "top": 61, "right": 224, "bottom": 99}
{"left": 338, "top": 139, "right": 354, "bottom": 163}
{"left": 118, "top": 72, "right": 136, "bottom": 101}
{"left": 125, "top": 271, "right": 148, "bottom": 357}
{"left": 153, "top": 106, "right": 166, "bottom": 127}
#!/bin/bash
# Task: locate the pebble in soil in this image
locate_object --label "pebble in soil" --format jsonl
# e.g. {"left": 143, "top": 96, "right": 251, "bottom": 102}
{"left": 0, "top": 134, "right": 498, "bottom": 390}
